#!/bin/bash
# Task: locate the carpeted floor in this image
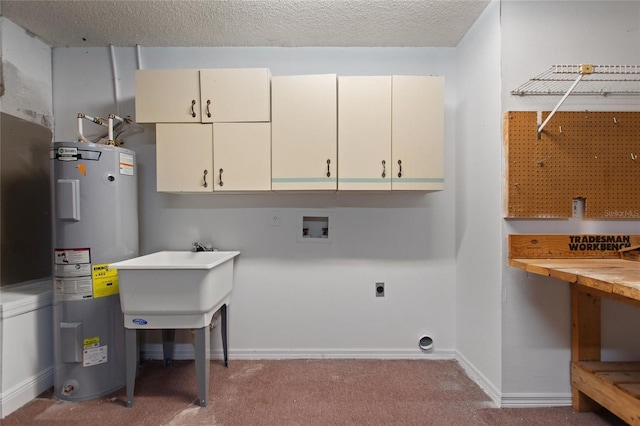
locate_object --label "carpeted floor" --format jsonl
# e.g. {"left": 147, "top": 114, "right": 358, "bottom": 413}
{"left": 3, "top": 359, "right": 626, "bottom": 425}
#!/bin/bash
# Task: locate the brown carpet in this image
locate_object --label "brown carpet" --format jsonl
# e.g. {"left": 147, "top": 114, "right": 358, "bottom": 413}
{"left": 3, "top": 359, "right": 626, "bottom": 425}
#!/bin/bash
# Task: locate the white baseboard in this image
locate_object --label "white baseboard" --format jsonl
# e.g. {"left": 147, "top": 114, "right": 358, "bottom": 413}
{"left": 0, "top": 367, "right": 53, "bottom": 419}
{"left": 455, "top": 351, "right": 572, "bottom": 408}
{"left": 500, "top": 393, "right": 572, "bottom": 408}
{"left": 455, "top": 350, "right": 501, "bottom": 407}
{"left": 141, "top": 343, "right": 457, "bottom": 361}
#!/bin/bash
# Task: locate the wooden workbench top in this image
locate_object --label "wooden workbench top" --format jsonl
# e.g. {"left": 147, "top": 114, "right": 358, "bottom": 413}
{"left": 508, "top": 234, "right": 640, "bottom": 303}
{"left": 510, "top": 257, "right": 640, "bottom": 303}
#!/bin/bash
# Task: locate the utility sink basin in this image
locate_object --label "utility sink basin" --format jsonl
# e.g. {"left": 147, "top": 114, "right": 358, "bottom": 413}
{"left": 110, "top": 251, "right": 240, "bottom": 329}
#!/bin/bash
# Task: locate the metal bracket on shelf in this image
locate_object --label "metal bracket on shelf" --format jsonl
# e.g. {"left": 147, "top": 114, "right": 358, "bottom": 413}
{"left": 537, "top": 74, "right": 583, "bottom": 139}
{"left": 537, "top": 64, "right": 593, "bottom": 139}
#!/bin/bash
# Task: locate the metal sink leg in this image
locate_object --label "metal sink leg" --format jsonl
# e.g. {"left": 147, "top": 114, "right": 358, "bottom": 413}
{"left": 194, "top": 325, "right": 210, "bottom": 407}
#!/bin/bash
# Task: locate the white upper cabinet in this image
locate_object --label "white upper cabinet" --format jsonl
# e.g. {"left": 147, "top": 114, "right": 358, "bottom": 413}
{"left": 139, "top": 68, "right": 444, "bottom": 194}
{"left": 156, "top": 122, "right": 271, "bottom": 192}
{"left": 135, "top": 68, "right": 270, "bottom": 123}
{"left": 200, "top": 68, "right": 270, "bottom": 123}
{"left": 391, "top": 75, "right": 444, "bottom": 191}
{"left": 338, "top": 76, "right": 392, "bottom": 190}
{"left": 271, "top": 74, "right": 337, "bottom": 191}
{"left": 156, "top": 123, "right": 213, "bottom": 192}
{"left": 213, "top": 123, "right": 271, "bottom": 191}
{"left": 338, "top": 75, "right": 444, "bottom": 192}
{"left": 135, "top": 69, "right": 201, "bottom": 123}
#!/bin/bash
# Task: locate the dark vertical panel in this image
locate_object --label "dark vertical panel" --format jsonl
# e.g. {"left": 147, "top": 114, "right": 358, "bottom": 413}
{"left": 1, "top": 112, "right": 53, "bottom": 286}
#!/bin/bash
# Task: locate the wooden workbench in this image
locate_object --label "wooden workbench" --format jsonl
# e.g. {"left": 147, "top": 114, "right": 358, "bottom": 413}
{"left": 509, "top": 235, "right": 640, "bottom": 425}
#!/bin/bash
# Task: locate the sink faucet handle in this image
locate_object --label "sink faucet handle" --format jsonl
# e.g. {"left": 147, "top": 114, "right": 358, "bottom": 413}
{"left": 192, "top": 241, "right": 214, "bottom": 252}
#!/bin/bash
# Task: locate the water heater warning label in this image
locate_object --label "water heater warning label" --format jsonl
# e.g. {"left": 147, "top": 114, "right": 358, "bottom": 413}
{"left": 54, "top": 248, "right": 93, "bottom": 300}
{"left": 119, "top": 153, "right": 134, "bottom": 175}
{"left": 55, "top": 278, "right": 93, "bottom": 301}
{"left": 55, "top": 248, "right": 90, "bottom": 266}
{"left": 83, "top": 345, "right": 108, "bottom": 367}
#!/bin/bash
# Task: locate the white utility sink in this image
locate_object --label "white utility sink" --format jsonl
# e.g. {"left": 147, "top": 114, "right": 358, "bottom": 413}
{"left": 110, "top": 251, "right": 240, "bottom": 329}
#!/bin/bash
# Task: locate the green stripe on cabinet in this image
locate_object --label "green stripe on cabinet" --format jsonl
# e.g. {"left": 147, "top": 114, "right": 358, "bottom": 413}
{"left": 392, "top": 178, "right": 444, "bottom": 183}
{"left": 272, "top": 177, "right": 443, "bottom": 184}
{"left": 338, "top": 178, "right": 390, "bottom": 183}
{"left": 272, "top": 178, "right": 336, "bottom": 183}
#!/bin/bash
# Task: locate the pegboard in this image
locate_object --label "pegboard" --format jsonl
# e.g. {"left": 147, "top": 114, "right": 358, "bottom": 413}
{"left": 505, "top": 111, "right": 640, "bottom": 219}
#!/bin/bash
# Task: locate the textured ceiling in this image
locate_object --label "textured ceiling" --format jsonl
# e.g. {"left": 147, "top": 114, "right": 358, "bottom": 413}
{"left": 1, "top": 0, "right": 490, "bottom": 48}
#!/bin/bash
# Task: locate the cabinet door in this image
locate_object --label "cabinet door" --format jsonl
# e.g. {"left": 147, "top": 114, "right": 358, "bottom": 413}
{"left": 392, "top": 75, "right": 444, "bottom": 191}
{"left": 213, "top": 123, "right": 271, "bottom": 191}
{"left": 200, "top": 68, "right": 270, "bottom": 123}
{"left": 338, "top": 76, "right": 392, "bottom": 190}
{"left": 156, "top": 124, "right": 213, "bottom": 192}
{"left": 271, "top": 74, "right": 337, "bottom": 191}
{"left": 135, "top": 70, "right": 201, "bottom": 123}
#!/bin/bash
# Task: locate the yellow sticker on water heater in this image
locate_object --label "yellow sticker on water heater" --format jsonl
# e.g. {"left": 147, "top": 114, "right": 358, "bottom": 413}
{"left": 92, "top": 264, "right": 119, "bottom": 298}
{"left": 83, "top": 336, "right": 100, "bottom": 349}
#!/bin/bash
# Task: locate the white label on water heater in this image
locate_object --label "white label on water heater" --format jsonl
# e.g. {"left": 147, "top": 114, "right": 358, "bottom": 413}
{"left": 55, "top": 248, "right": 91, "bottom": 265}
{"left": 55, "top": 263, "right": 92, "bottom": 277}
{"left": 119, "top": 153, "right": 134, "bottom": 176}
{"left": 83, "top": 345, "right": 108, "bottom": 367}
{"left": 54, "top": 278, "right": 93, "bottom": 301}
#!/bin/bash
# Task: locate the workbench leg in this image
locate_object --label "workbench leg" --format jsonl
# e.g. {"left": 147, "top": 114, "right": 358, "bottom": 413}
{"left": 221, "top": 304, "right": 228, "bottom": 368}
{"left": 571, "top": 284, "right": 601, "bottom": 412}
{"left": 194, "top": 326, "right": 210, "bottom": 407}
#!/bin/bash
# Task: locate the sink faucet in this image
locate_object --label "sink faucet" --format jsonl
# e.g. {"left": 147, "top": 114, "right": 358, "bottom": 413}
{"left": 192, "top": 242, "right": 214, "bottom": 252}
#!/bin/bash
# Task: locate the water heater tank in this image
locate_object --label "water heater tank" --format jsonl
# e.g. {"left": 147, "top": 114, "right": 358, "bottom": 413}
{"left": 52, "top": 141, "right": 138, "bottom": 401}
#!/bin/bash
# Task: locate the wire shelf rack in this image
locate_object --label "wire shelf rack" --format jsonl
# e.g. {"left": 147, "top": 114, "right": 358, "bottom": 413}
{"left": 512, "top": 64, "right": 640, "bottom": 96}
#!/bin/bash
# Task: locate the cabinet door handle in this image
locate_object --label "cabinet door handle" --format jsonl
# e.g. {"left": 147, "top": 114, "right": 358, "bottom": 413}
{"left": 219, "top": 168, "right": 224, "bottom": 187}
{"left": 206, "top": 100, "right": 212, "bottom": 118}
{"left": 381, "top": 160, "right": 386, "bottom": 178}
{"left": 203, "top": 169, "right": 208, "bottom": 188}
{"left": 326, "top": 159, "right": 331, "bottom": 178}
{"left": 191, "top": 100, "right": 197, "bottom": 118}
{"left": 397, "top": 160, "right": 402, "bottom": 178}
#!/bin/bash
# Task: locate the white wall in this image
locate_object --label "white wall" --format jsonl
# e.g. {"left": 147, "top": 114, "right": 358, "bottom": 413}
{"left": 0, "top": 17, "right": 52, "bottom": 128}
{"left": 52, "top": 47, "right": 459, "bottom": 358}
{"left": 455, "top": 0, "right": 503, "bottom": 403}
{"left": 500, "top": 0, "right": 640, "bottom": 402}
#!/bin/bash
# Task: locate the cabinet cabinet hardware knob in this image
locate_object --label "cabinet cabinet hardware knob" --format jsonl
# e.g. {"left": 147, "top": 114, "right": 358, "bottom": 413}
{"left": 397, "top": 159, "right": 402, "bottom": 178}
{"left": 206, "top": 100, "right": 212, "bottom": 118}
{"left": 203, "top": 169, "right": 208, "bottom": 188}
{"left": 382, "top": 160, "right": 386, "bottom": 178}
{"left": 219, "top": 168, "right": 224, "bottom": 187}
{"left": 191, "top": 100, "right": 197, "bottom": 118}
{"left": 326, "top": 159, "right": 331, "bottom": 178}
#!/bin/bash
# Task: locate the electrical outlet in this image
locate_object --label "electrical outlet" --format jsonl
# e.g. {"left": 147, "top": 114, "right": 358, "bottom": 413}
{"left": 270, "top": 210, "right": 281, "bottom": 226}
{"left": 376, "top": 282, "right": 385, "bottom": 297}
